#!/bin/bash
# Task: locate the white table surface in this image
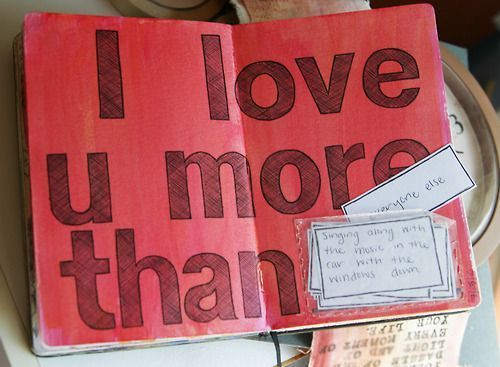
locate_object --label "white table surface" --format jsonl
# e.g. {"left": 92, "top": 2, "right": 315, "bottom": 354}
{"left": 0, "top": 1, "right": 301, "bottom": 366}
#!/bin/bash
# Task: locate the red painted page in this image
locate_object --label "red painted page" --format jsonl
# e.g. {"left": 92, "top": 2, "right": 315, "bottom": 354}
{"left": 19, "top": 4, "right": 479, "bottom": 355}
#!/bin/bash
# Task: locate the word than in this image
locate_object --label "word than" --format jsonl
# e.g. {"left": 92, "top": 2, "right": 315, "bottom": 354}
{"left": 60, "top": 229, "right": 299, "bottom": 329}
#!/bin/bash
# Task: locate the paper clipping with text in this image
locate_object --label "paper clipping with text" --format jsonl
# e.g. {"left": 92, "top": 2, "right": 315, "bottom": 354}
{"left": 309, "top": 313, "right": 470, "bottom": 367}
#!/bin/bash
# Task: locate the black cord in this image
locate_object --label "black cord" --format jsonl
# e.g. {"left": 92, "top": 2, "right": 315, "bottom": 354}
{"left": 270, "top": 332, "right": 282, "bottom": 367}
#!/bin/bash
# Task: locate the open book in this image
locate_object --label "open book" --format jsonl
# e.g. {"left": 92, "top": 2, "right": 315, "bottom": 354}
{"left": 14, "top": 5, "right": 479, "bottom": 356}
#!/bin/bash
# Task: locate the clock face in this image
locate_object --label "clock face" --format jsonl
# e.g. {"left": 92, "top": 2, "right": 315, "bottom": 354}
{"left": 446, "top": 85, "right": 485, "bottom": 223}
{"left": 109, "top": 0, "right": 227, "bottom": 20}
{"left": 442, "top": 46, "right": 500, "bottom": 264}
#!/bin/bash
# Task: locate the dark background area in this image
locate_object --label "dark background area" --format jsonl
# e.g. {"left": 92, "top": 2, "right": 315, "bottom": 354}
{"left": 374, "top": 0, "right": 500, "bottom": 111}
{"left": 372, "top": 0, "right": 500, "bottom": 47}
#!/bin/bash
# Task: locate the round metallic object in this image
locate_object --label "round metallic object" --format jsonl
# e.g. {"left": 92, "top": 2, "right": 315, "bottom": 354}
{"left": 109, "top": 0, "right": 228, "bottom": 21}
{"left": 441, "top": 46, "right": 500, "bottom": 264}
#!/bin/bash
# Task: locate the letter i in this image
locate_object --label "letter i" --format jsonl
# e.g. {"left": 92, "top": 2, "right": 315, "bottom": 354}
{"left": 96, "top": 30, "right": 125, "bottom": 119}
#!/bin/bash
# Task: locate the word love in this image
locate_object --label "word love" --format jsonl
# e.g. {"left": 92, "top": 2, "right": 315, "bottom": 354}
{"left": 202, "top": 35, "right": 421, "bottom": 121}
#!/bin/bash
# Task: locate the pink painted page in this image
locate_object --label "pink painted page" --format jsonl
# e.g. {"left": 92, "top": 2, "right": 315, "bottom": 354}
{"left": 18, "top": 4, "right": 479, "bottom": 355}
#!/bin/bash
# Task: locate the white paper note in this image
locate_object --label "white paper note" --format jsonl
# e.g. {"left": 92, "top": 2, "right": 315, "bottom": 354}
{"left": 342, "top": 145, "right": 475, "bottom": 216}
{"left": 314, "top": 216, "right": 443, "bottom": 299}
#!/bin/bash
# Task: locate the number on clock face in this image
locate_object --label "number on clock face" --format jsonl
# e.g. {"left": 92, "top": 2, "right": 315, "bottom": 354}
{"left": 445, "top": 85, "right": 483, "bottom": 218}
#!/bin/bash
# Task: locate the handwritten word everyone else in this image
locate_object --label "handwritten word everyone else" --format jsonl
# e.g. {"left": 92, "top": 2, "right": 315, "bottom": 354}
{"left": 374, "top": 177, "right": 446, "bottom": 213}
{"left": 48, "top": 32, "right": 429, "bottom": 330}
